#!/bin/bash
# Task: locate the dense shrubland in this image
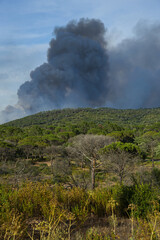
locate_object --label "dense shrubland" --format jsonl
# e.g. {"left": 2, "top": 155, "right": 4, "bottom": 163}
{"left": 1, "top": 107, "right": 160, "bottom": 239}
{"left": 1, "top": 182, "right": 160, "bottom": 239}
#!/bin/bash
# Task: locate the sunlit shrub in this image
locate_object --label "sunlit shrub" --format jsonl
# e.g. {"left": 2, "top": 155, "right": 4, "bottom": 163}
{"left": 90, "top": 188, "right": 112, "bottom": 217}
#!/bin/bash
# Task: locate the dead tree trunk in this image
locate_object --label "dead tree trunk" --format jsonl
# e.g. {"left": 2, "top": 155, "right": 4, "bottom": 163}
{"left": 91, "top": 159, "right": 96, "bottom": 190}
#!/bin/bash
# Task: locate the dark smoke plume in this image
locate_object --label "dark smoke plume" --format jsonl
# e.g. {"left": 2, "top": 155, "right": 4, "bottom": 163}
{"left": 17, "top": 18, "right": 109, "bottom": 115}
{"left": 108, "top": 20, "right": 160, "bottom": 108}
{"left": 1, "top": 19, "right": 160, "bottom": 124}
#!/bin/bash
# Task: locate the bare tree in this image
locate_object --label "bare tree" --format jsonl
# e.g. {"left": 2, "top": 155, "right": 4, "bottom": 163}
{"left": 45, "top": 145, "right": 61, "bottom": 174}
{"left": 44, "top": 145, "right": 74, "bottom": 186}
{"left": 103, "top": 150, "right": 137, "bottom": 184}
{"left": 67, "top": 134, "right": 114, "bottom": 190}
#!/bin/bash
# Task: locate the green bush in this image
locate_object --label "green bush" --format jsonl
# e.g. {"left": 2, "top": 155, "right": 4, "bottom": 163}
{"left": 112, "top": 184, "right": 134, "bottom": 216}
{"left": 131, "top": 183, "right": 158, "bottom": 218}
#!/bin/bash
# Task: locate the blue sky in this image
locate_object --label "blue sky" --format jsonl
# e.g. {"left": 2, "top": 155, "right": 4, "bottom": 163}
{"left": 0, "top": 0, "right": 160, "bottom": 111}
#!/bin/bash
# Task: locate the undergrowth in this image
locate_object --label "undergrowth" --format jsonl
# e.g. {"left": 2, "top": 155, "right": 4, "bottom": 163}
{"left": 0, "top": 181, "right": 160, "bottom": 239}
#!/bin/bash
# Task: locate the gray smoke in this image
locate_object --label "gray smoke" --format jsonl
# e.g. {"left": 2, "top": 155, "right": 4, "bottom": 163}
{"left": 108, "top": 20, "right": 160, "bottom": 108}
{"left": 0, "top": 105, "right": 25, "bottom": 124}
{"left": 1, "top": 19, "right": 160, "bottom": 124}
{"left": 17, "top": 18, "right": 109, "bottom": 115}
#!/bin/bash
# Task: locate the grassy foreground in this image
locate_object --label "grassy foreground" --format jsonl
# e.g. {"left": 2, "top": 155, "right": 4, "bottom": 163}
{"left": 1, "top": 181, "right": 160, "bottom": 240}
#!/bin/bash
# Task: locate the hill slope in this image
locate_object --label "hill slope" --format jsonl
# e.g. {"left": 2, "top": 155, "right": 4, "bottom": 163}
{"left": 2, "top": 107, "right": 160, "bottom": 127}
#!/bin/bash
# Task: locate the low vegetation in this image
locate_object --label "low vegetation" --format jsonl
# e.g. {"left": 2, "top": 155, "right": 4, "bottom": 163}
{"left": 1, "top": 107, "right": 160, "bottom": 239}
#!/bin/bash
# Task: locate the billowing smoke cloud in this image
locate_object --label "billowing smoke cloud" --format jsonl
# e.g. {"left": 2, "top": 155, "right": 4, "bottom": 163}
{"left": 1, "top": 19, "right": 160, "bottom": 124}
{"left": 108, "top": 20, "right": 160, "bottom": 108}
{"left": 17, "top": 18, "right": 109, "bottom": 115}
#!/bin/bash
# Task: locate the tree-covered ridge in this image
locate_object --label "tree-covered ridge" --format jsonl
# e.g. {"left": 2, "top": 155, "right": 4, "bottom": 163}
{"left": 2, "top": 107, "right": 160, "bottom": 128}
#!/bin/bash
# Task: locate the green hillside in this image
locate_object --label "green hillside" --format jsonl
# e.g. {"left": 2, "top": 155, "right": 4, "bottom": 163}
{"left": 2, "top": 107, "right": 160, "bottom": 127}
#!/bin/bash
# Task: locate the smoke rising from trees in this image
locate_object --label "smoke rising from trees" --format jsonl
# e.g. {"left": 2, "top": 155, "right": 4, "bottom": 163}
{"left": 1, "top": 19, "right": 160, "bottom": 123}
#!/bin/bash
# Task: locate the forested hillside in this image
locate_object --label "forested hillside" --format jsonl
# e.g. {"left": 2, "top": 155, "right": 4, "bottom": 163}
{"left": 1, "top": 107, "right": 160, "bottom": 239}
{"left": 3, "top": 107, "right": 160, "bottom": 127}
